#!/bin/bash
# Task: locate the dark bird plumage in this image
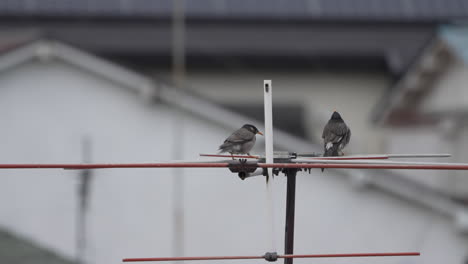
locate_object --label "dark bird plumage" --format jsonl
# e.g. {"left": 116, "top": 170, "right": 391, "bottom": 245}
{"left": 219, "top": 124, "right": 263, "bottom": 158}
{"left": 322, "top": 111, "right": 351, "bottom": 171}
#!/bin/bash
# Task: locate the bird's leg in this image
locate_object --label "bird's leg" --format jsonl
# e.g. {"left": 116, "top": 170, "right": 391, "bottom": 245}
{"left": 230, "top": 153, "right": 235, "bottom": 160}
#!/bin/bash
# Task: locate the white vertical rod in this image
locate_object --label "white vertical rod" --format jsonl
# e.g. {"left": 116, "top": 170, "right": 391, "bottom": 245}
{"left": 264, "top": 80, "right": 274, "bottom": 175}
{"left": 264, "top": 80, "right": 276, "bottom": 252}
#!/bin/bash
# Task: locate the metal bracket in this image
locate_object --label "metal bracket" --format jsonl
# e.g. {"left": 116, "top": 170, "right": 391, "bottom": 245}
{"left": 263, "top": 252, "right": 278, "bottom": 262}
{"left": 228, "top": 160, "right": 258, "bottom": 180}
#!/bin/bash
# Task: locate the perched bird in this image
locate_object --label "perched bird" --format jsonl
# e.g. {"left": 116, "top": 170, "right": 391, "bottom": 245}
{"left": 322, "top": 111, "right": 351, "bottom": 171}
{"left": 219, "top": 124, "right": 263, "bottom": 159}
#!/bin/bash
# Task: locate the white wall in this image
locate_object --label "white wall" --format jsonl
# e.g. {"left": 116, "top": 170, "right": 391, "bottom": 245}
{"left": 0, "top": 60, "right": 465, "bottom": 264}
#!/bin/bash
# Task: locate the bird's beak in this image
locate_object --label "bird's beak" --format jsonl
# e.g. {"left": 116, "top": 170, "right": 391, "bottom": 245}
{"left": 257, "top": 131, "right": 264, "bottom": 136}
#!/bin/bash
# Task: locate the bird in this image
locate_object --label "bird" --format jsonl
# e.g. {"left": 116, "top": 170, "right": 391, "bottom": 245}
{"left": 219, "top": 124, "right": 263, "bottom": 159}
{"left": 322, "top": 111, "right": 351, "bottom": 171}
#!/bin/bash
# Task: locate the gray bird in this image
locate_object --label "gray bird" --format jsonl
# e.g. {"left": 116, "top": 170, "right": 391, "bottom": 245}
{"left": 322, "top": 111, "right": 351, "bottom": 171}
{"left": 219, "top": 124, "right": 263, "bottom": 159}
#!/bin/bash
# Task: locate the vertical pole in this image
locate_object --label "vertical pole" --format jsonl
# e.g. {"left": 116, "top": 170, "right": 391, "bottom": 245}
{"left": 284, "top": 169, "right": 297, "bottom": 264}
{"left": 264, "top": 80, "right": 276, "bottom": 253}
{"left": 76, "top": 136, "right": 92, "bottom": 264}
{"left": 172, "top": 0, "right": 185, "bottom": 261}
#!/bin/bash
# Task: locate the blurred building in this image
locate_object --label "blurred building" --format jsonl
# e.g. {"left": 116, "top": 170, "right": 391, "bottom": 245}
{"left": 0, "top": 39, "right": 465, "bottom": 264}
{"left": 0, "top": 0, "right": 462, "bottom": 152}
{"left": 0, "top": 1, "right": 467, "bottom": 264}
{"left": 372, "top": 24, "right": 468, "bottom": 200}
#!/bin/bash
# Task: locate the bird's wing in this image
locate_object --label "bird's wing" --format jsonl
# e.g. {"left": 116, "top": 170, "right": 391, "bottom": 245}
{"left": 224, "top": 128, "right": 254, "bottom": 143}
{"left": 342, "top": 127, "right": 351, "bottom": 146}
{"left": 322, "top": 122, "right": 349, "bottom": 143}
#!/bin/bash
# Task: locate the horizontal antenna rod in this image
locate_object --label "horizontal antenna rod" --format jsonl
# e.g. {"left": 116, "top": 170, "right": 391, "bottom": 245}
{"left": 387, "top": 153, "right": 451, "bottom": 158}
{"left": 200, "top": 154, "right": 260, "bottom": 159}
{"left": 260, "top": 163, "right": 468, "bottom": 170}
{"left": 292, "top": 159, "right": 461, "bottom": 166}
{"left": 0, "top": 163, "right": 230, "bottom": 169}
{"left": 0, "top": 161, "right": 468, "bottom": 170}
{"left": 123, "top": 252, "right": 420, "bottom": 262}
{"left": 200, "top": 153, "right": 451, "bottom": 160}
{"left": 298, "top": 154, "right": 451, "bottom": 159}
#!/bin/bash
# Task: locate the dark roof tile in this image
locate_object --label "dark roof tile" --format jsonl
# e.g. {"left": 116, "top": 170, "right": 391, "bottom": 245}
{"left": 0, "top": 0, "right": 466, "bottom": 20}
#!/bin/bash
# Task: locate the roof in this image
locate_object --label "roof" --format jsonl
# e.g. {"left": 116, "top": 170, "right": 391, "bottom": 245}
{"left": 0, "top": 22, "right": 436, "bottom": 76}
{"left": 0, "top": 39, "right": 466, "bottom": 230}
{"left": 0, "top": 229, "right": 75, "bottom": 264}
{"left": 0, "top": 0, "right": 467, "bottom": 21}
{"left": 371, "top": 25, "right": 463, "bottom": 124}
{"left": 0, "top": 1, "right": 448, "bottom": 75}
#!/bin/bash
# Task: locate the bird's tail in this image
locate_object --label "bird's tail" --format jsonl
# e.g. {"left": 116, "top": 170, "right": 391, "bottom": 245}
{"left": 322, "top": 144, "right": 340, "bottom": 172}
{"left": 324, "top": 144, "right": 340, "bottom": 157}
{"left": 218, "top": 142, "right": 231, "bottom": 154}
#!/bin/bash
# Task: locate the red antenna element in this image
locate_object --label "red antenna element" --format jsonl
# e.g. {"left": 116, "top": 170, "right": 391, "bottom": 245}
{"left": 280, "top": 252, "right": 421, "bottom": 258}
{"left": 0, "top": 163, "right": 230, "bottom": 169}
{"left": 259, "top": 163, "right": 468, "bottom": 170}
{"left": 304, "top": 156, "right": 388, "bottom": 160}
{"left": 123, "top": 255, "right": 264, "bottom": 262}
{"left": 1, "top": 161, "right": 468, "bottom": 170}
{"left": 122, "top": 252, "right": 420, "bottom": 262}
